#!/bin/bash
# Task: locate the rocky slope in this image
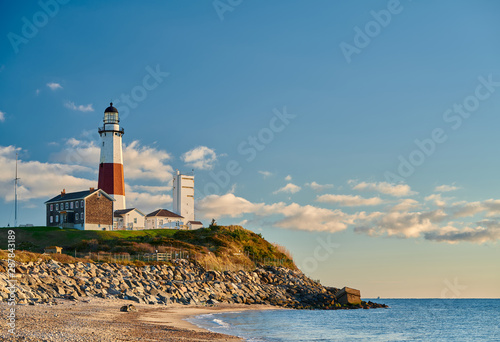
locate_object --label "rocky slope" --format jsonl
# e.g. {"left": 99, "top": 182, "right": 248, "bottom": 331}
{"left": 0, "top": 259, "right": 386, "bottom": 310}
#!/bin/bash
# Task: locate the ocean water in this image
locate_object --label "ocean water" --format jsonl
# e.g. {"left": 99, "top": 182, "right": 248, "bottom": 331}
{"left": 187, "top": 299, "right": 500, "bottom": 341}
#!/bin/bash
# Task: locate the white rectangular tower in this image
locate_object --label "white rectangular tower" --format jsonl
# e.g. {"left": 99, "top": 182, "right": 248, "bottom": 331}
{"left": 173, "top": 171, "right": 194, "bottom": 222}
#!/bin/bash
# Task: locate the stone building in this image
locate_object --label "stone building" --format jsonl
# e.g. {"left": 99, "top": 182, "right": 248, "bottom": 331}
{"left": 45, "top": 188, "right": 115, "bottom": 230}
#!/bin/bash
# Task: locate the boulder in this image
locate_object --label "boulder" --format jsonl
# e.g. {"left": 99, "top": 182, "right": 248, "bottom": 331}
{"left": 120, "top": 304, "right": 137, "bottom": 312}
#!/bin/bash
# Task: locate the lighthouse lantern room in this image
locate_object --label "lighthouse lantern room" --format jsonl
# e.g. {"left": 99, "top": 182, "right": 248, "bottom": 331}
{"left": 98, "top": 103, "right": 126, "bottom": 210}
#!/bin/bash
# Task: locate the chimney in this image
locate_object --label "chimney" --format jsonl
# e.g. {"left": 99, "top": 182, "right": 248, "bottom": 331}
{"left": 61, "top": 189, "right": 66, "bottom": 197}
{"left": 90, "top": 187, "right": 95, "bottom": 192}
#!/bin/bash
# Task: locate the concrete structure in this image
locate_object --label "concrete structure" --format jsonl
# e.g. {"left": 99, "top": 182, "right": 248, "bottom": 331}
{"left": 335, "top": 287, "right": 361, "bottom": 305}
{"left": 98, "top": 103, "right": 126, "bottom": 210}
{"left": 44, "top": 246, "right": 62, "bottom": 254}
{"left": 145, "top": 209, "right": 185, "bottom": 229}
{"left": 173, "top": 171, "right": 195, "bottom": 222}
{"left": 114, "top": 208, "right": 145, "bottom": 230}
{"left": 45, "top": 188, "right": 115, "bottom": 230}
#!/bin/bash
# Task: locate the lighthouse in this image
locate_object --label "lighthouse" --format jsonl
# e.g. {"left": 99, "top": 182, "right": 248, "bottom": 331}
{"left": 98, "top": 103, "right": 126, "bottom": 210}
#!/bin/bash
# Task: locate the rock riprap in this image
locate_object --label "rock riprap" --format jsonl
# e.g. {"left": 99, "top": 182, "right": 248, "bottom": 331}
{"left": 0, "top": 259, "right": 387, "bottom": 310}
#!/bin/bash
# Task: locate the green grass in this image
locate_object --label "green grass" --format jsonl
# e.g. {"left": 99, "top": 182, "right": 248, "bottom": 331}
{"left": 0, "top": 225, "right": 296, "bottom": 269}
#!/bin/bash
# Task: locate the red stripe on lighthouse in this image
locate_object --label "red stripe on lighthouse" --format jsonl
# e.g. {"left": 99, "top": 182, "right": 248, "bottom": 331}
{"left": 98, "top": 163, "right": 125, "bottom": 196}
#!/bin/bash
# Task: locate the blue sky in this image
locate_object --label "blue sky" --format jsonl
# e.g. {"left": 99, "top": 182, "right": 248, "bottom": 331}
{"left": 1, "top": 0, "right": 500, "bottom": 297}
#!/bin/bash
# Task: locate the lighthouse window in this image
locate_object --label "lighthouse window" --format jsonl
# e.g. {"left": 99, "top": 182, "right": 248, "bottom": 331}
{"left": 103, "top": 142, "right": 104, "bottom": 146}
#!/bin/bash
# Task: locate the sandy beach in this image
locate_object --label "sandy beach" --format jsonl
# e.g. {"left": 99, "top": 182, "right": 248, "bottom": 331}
{"left": 0, "top": 298, "right": 277, "bottom": 341}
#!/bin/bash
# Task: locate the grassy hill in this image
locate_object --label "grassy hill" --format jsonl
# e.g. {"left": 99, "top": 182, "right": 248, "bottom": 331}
{"left": 0, "top": 225, "right": 295, "bottom": 270}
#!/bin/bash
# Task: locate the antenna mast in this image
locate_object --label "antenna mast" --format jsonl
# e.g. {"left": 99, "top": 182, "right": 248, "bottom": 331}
{"left": 14, "top": 153, "right": 20, "bottom": 227}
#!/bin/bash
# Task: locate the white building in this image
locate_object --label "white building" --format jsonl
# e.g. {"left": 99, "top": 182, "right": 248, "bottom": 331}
{"left": 114, "top": 208, "right": 145, "bottom": 230}
{"left": 187, "top": 220, "right": 203, "bottom": 230}
{"left": 173, "top": 171, "right": 195, "bottom": 222}
{"left": 145, "top": 209, "right": 186, "bottom": 229}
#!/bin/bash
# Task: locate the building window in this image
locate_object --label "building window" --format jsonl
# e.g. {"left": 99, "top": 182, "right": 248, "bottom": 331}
{"left": 50, "top": 204, "right": 53, "bottom": 211}
{"left": 55, "top": 215, "right": 59, "bottom": 222}
{"left": 134, "top": 218, "right": 137, "bottom": 224}
{"left": 56, "top": 203, "right": 59, "bottom": 210}
{"left": 159, "top": 219, "right": 163, "bottom": 225}
{"left": 65, "top": 202, "right": 68, "bottom": 209}
{"left": 76, "top": 213, "right": 79, "bottom": 221}
{"left": 50, "top": 216, "right": 53, "bottom": 223}
{"left": 70, "top": 202, "right": 74, "bottom": 209}
{"left": 75, "top": 201, "right": 79, "bottom": 209}
{"left": 81, "top": 200, "right": 84, "bottom": 208}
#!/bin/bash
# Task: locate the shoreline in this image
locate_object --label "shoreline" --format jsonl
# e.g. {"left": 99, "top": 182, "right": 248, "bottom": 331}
{"left": 0, "top": 297, "right": 278, "bottom": 341}
{"left": 138, "top": 302, "right": 280, "bottom": 333}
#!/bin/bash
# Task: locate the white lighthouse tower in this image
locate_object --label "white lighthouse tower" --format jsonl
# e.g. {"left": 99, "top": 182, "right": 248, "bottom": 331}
{"left": 173, "top": 171, "right": 195, "bottom": 222}
{"left": 98, "top": 103, "right": 126, "bottom": 210}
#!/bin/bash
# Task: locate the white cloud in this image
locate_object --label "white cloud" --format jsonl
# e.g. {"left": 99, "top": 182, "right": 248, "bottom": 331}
{"left": 305, "top": 181, "right": 334, "bottom": 192}
{"left": 434, "top": 184, "right": 460, "bottom": 192}
{"left": 0, "top": 145, "right": 95, "bottom": 203}
{"left": 36, "top": 89, "right": 40, "bottom": 96}
{"left": 181, "top": 146, "right": 217, "bottom": 170}
{"left": 50, "top": 138, "right": 174, "bottom": 183}
{"left": 273, "top": 183, "right": 301, "bottom": 195}
{"left": 197, "top": 193, "right": 258, "bottom": 218}
{"left": 50, "top": 138, "right": 100, "bottom": 167}
{"left": 391, "top": 199, "right": 420, "bottom": 212}
{"left": 317, "top": 194, "right": 383, "bottom": 207}
{"left": 284, "top": 175, "right": 292, "bottom": 181}
{"left": 0, "top": 111, "right": 5, "bottom": 122}
{"left": 125, "top": 190, "right": 172, "bottom": 215}
{"left": 424, "top": 221, "right": 500, "bottom": 244}
{"left": 123, "top": 140, "right": 173, "bottom": 182}
{"left": 64, "top": 101, "right": 94, "bottom": 112}
{"left": 258, "top": 171, "right": 273, "bottom": 178}
{"left": 47, "top": 82, "right": 62, "bottom": 90}
{"left": 196, "top": 193, "right": 353, "bottom": 233}
{"left": 351, "top": 181, "right": 416, "bottom": 197}
{"left": 425, "top": 194, "right": 446, "bottom": 207}
{"left": 354, "top": 209, "right": 447, "bottom": 239}
{"left": 129, "top": 185, "right": 172, "bottom": 193}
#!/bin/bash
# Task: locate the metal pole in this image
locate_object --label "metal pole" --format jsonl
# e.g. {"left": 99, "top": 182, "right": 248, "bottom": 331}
{"left": 14, "top": 153, "right": 20, "bottom": 227}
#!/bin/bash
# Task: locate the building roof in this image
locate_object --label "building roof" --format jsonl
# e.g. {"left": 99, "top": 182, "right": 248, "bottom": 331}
{"left": 146, "top": 209, "right": 183, "bottom": 218}
{"left": 188, "top": 221, "right": 203, "bottom": 225}
{"left": 45, "top": 189, "right": 115, "bottom": 204}
{"left": 104, "top": 102, "right": 118, "bottom": 113}
{"left": 114, "top": 208, "right": 145, "bottom": 217}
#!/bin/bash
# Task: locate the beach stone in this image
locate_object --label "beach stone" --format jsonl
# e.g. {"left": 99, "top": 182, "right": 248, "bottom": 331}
{"left": 120, "top": 304, "right": 137, "bottom": 312}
